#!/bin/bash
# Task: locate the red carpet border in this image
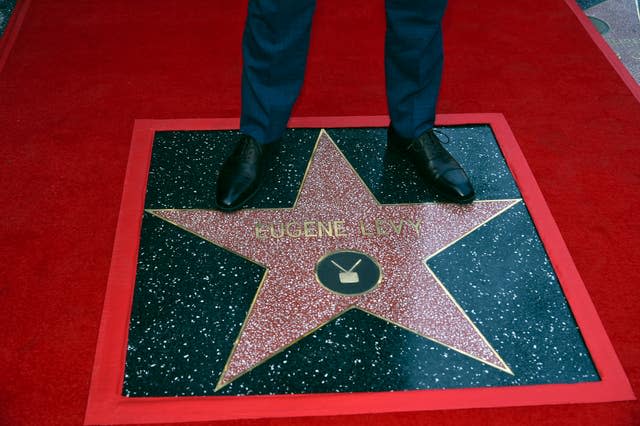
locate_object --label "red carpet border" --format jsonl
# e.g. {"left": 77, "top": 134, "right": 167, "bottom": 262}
{"left": 0, "top": 0, "right": 639, "bottom": 424}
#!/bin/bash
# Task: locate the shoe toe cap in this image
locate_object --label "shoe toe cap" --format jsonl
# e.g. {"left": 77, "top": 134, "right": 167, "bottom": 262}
{"left": 216, "top": 175, "right": 258, "bottom": 211}
{"left": 438, "top": 169, "right": 475, "bottom": 203}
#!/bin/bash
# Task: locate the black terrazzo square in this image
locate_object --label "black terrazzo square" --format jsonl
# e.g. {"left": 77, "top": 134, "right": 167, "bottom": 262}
{"left": 123, "top": 126, "right": 599, "bottom": 397}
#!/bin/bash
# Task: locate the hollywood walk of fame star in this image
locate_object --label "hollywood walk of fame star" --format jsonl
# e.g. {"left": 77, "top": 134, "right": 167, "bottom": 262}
{"left": 149, "top": 130, "right": 520, "bottom": 389}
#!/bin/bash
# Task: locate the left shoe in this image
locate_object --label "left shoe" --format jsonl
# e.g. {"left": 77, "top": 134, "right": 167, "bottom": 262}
{"left": 387, "top": 126, "right": 475, "bottom": 203}
{"left": 215, "top": 135, "right": 277, "bottom": 212}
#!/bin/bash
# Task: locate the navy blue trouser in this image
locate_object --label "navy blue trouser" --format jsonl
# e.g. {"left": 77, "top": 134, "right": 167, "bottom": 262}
{"left": 240, "top": 0, "right": 447, "bottom": 144}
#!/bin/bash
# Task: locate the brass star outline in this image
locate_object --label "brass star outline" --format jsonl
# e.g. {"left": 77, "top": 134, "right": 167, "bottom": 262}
{"left": 148, "top": 129, "right": 519, "bottom": 390}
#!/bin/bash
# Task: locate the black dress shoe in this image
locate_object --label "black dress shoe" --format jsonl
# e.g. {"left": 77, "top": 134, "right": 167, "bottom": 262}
{"left": 216, "top": 135, "right": 276, "bottom": 212}
{"left": 387, "top": 126, "right": 475, "bottom": 203}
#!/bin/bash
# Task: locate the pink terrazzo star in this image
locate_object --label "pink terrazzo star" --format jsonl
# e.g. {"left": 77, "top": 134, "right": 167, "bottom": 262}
{"left": 149, "top": 130, "right": 519, "bottom": 388}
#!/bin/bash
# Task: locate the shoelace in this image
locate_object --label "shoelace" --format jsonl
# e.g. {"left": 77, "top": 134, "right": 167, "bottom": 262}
{"left": 408, "top": 128, "right": 450, "bottom": 151}
{"left": 235, "top": 138, "right": 261, "bottom": 160}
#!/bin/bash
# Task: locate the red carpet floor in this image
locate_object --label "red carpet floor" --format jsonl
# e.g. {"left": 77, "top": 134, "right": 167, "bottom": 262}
{"left": 1, "top": 0, "right": 639, "bottom": 424}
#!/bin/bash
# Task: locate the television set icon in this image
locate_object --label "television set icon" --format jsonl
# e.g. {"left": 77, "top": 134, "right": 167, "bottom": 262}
{"left": 332, "top": 259, "right": 362, "bottom": 284}
{"left": 316, "top": 250, "right": 380, "bottom": 296}
{"left": 339, "top": 271, "right": 359, "bottom": 284}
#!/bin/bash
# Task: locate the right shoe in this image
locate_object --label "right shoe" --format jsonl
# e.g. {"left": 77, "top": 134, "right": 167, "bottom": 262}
{"left": 387, "top": 126, "right": 475, "bottom": 203}
{"left": 215, "top": 135, "right": 277, "bottom": 212}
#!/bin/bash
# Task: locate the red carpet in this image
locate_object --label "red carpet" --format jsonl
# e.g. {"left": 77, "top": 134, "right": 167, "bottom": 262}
{"left": 0, "top": 0, "right": 638, "bottom": 425}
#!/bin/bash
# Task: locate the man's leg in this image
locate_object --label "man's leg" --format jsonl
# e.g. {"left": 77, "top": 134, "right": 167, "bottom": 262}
{"left": 240, "top": 0, "right": 317, "bottom": 144}
{"left": 385, "top": 0, "right": 446, "bottom": 139}
{"left": 217, "top": 0, "right": 316, "bottom": 211}
{"left": 385, "top": 0, "right": 474, "bottom": 203}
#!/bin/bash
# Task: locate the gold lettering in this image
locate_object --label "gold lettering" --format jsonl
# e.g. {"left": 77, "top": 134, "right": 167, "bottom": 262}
{"left": 257, "top": 219, "right": 366, "bottom": 239}
{"left": 303, "top": 221, "right": 317, "bottom": 237}
{"left": 406, "top": 219, "right": 422, "bottom": 234}
{"left": 359, "top": 220, "right": 373, "bottom": 236}
{"left": 389, "top": 220, "right": 403, "bottom": 235}
{"left": 375, "top": 219, "right": 388, "bottom": 236}
{"left": 285, "top": 222, "right": 301, "bottom": 238}
{"left": 255, "top": 222, "right": 269, "bottom": 239}
{"left": 317, "top": 221, "right": 334, "bottom": 237}
{"left": 270, "top": 223, "right": 284, "bottom": 238}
